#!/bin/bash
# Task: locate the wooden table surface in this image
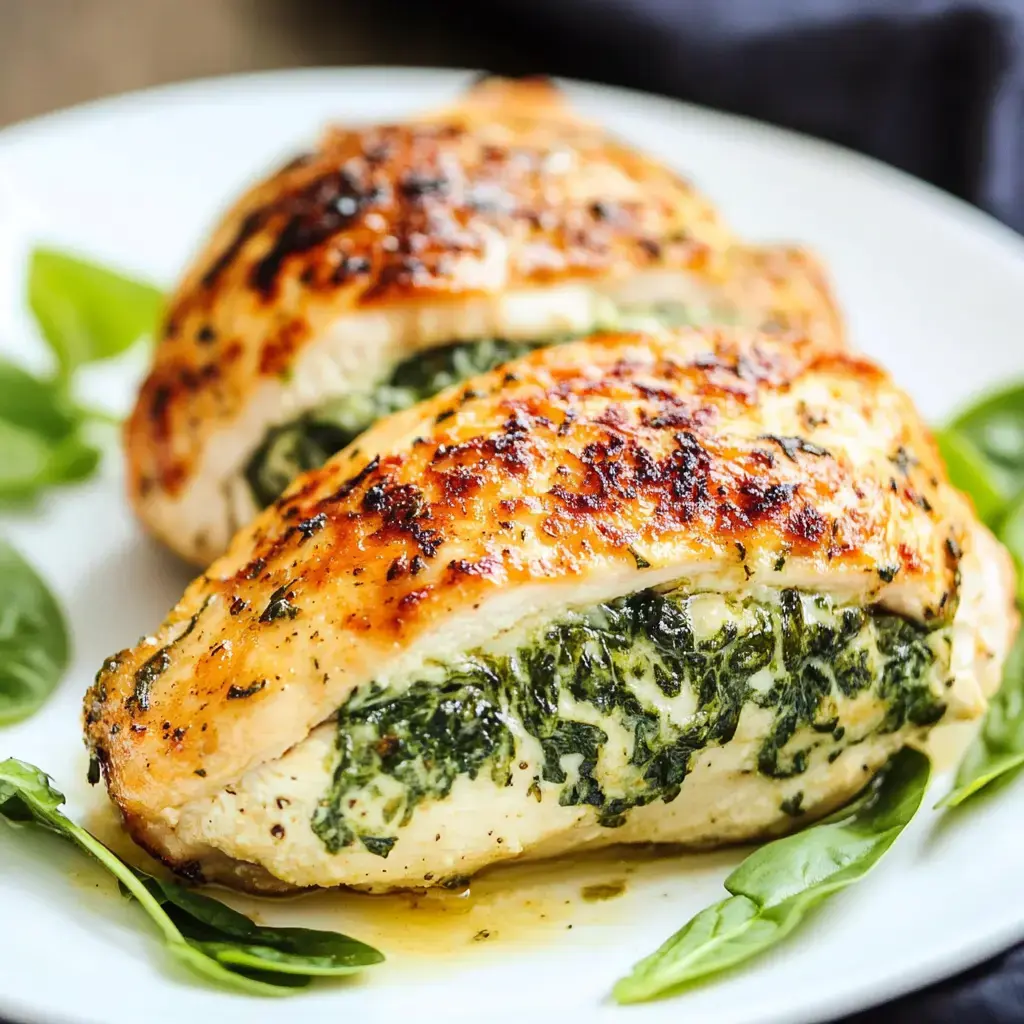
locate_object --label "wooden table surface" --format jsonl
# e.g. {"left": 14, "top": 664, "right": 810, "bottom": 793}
{"left": 0, "top": 0, "right": 515, "bottom": 128}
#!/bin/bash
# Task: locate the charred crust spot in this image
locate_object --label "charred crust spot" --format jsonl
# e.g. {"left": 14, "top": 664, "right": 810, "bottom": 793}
{"left": 387, "top": 555, "right": 409, "bottom": 581}
{"left": 399, "top": 173, "right": 449, "bottom": 200}
{"left": 326, "top": 455, "right": 381, "bottom": 504}
{"left": 638, "top": 238, "right": 661, "bottom": 259}
{"left": 227, "top": 679, "right": 268, "bottom": 700}
{"left": 737, "top": 479, "right": 798, "bottom": 520}
{"left": 332, "top": 254, "right": 372, "bottom": 284}
{"left": 241, "top": 557, "right": 266, "bottom": 581}
{"left": 786, "top": 504, "right": 827, "bottom": 542}
{"left": 361, "top": 479, "right": 443, "bottom": 557}
{"left": 249, "top": 168, "right": 387, "bottom": 298}
{"left": 363, "top": 484, "right": 388, "bottom": 512}
{"left": 229, "top": 596, "right": 249, "bottom": 616}
{"left": 296, "top": 512, "right": 328, "bottom": 541}
{"left": 398, "top": 588, "right": 430, "bottom": 612}
{"left": 447, "top": 556, "right": 501, "bottom": 580}
{"left": 147, "top": 385, "right": 173, "bottom": 439}
{"left": 202, "top": 209, "right": 265, "bottom": 289}
{"left": 259, "top": 319, "right": 307, "bottom": 377}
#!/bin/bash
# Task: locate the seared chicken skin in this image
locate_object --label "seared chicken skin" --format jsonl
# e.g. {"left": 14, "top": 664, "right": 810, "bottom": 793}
{"left": 89, "top": 327, "right": 1014, "bottom": 893}
{"left": 127, "top": 77, "right": 843, "bottom": 565}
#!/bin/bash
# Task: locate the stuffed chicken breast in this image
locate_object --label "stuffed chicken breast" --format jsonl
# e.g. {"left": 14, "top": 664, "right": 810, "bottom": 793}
{"left": 88, "top": 326, "right": 1014, "bottom": 894}
{"left": 127, "top": 77, "right": 843, "bottom": 565}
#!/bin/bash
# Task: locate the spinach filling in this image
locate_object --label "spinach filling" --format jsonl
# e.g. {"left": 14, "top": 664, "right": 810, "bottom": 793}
{"left": 244, "top": 338, "right": 544, "bottom": 506}
{"left": 243, "top": 301, "right": 723, "bottom": 507}
{"left": 311, "top": 586, "right": 949, "bottom": 856}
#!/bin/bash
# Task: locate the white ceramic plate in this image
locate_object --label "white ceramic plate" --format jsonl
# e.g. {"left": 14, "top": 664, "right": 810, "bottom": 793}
{"left": 1, "top": 67, "right": 1023, "bottom": 1024}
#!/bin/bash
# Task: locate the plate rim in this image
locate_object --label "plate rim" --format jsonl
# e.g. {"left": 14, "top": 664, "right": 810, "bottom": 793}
{"left": 1, "top": 63, "right": 1023, "bottom": 1024}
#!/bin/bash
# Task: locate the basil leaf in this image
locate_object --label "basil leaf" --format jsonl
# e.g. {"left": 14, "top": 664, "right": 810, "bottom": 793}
{"left": 0, "top": 420, "right": 55, "bottom": 500}
{"left": 934, "top": 428, "right": 1008, "bottom": 526}
{"left": 1000, "top": 493, "right": 1024, "bottom": 606}
{"left": 612, "top": 748, "right": 930, "bottom": 1003}
{"left": 0, "top": 759, "right": 382, "bottom": 994}
{"left": 136, "top": 872, "right": 383, "bottom": 975}
{"left": 952, "top": 383, "right": 1024, "bottom": 499}
{"left": 0, "top": 355, "right": 100, "bottom": 505}
{"left": 0, "top": 419, "right": 102, "bottom": 502}
{"left": 28, "top": 247, "right": 163, "bottom": 380}
{"left": 43, "top": 432, "right": 103, "bottom": 486}
{"left": 0, "top": 541, "right": 69, "bottom": 725}
{"left": 0, "top": 358, "right": 77, "bottom": 440}
{"left": 939, "top": 632, "right": 1024, "bottom": 808}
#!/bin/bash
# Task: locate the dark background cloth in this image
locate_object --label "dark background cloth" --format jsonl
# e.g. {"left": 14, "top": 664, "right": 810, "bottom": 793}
{"left": 431, "top": 0, "right": 1024, "bottom": 233}
{"left": 403, "top": 1, "right": 1024, "bottom": 1021}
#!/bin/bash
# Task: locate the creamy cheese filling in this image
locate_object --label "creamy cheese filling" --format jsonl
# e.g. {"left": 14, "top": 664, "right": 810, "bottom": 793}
{"left": 311, "top": 585, "right": 951, "bottom": 860}
{"left": 243, "top": 299, "right": 728, "bottom": 506}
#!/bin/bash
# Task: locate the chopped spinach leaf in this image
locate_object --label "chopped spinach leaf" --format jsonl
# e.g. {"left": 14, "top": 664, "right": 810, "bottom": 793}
{"left": 244, "top": 337, "right": 544, "bottom": 506}
{"left": 312, "top": 587, "right": 947, "bottom": 855}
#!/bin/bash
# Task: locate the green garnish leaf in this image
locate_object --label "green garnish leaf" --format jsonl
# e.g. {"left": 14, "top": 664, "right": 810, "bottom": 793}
{"left": 951, "top": 382, "right": 1024, "bottom": 501}
{"left": 135, "top": 872, "right": 383, "bottom": 976}
{"left": 0, "top": 541, "right": 69, "bottom": 725}
{"left": 0, "top": 357, "right": 77, "bottom": 440}
{"left": 1000, "top": 493, "right": 1024, "bottom": 607}
{"left": 934, "top": 428, "right": 1007, "bottom": 526}
{"left": 612, "top": 748, "right": 930, "bottom": 1003}
{"left": 27, "top": 247, "right": 163, "bottom": 380}
{"left": 939, "top": 632, "right": 1024, "bottom": 808}
{"left": 0, "top": 759, "right": 383, "bottom": 994}
{"left": 937, "top": 381, "right": 1024, "bottom": 808}
{"left": 0, "top": 243, "right": 164, "bottom": 505}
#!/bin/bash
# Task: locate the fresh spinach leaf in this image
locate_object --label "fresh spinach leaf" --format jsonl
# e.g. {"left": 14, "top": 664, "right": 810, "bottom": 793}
{"left": 0, "top": 419, "right": 56, "bottom": 501}
{"left": 0, "top": 418, "right": 101, "bottom": 502}
{"left": 612, "top": 748, "right": 930, "bottom": 1003}
{"left": 134, "top": 872, "right": 383, "bottom": 976}
{"left": 0, "top": 541, "right": 69, "bottom": 725}
{"left": 0, "top": 759, "right": 382, "bottom": 994}
{"left": 952, "top": 383, "right": 1024, "bottom": 500}
{"left": 0, "top": 248, "right": 162, "bottom": 506}
{"left": 934, "top": 428, "right": 1008, "bottom": 526}
{"left": 936, "top": 382, "right": 1024, "bottom": 806}
{"left": 0, "top": 357, "right": 77, "bottom": 439}
{"left": 939, "top": 632, "right": 1024, "bottom": 809}
{"left": 1000, "top": 493, "right": 1024, "bottom": 606}
{"left": 28, "top": 247, "right": 163, "bottom": 381}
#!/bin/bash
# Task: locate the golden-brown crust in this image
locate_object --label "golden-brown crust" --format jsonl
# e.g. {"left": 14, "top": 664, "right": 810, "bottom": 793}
{"left": 124, "top": 76, "right": 842, "bottom": 521}
{"left": 92, "top": 326, "right": 967, "bottom": 828}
